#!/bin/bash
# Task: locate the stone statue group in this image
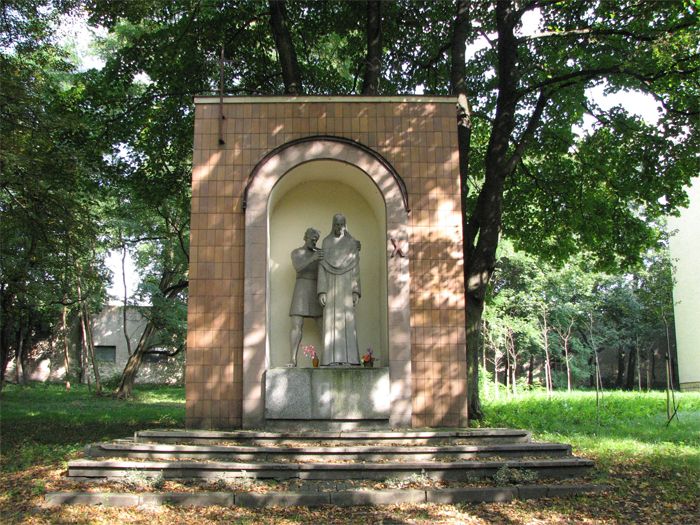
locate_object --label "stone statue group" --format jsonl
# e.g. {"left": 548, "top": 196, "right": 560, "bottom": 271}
{"left": 289, "top": 213, "right": 362, "bottom": 367}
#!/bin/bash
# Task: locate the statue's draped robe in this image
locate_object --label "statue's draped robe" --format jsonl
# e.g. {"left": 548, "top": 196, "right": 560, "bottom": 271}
{"left": 318, "top": 233, "right": 361, "bottom": 365}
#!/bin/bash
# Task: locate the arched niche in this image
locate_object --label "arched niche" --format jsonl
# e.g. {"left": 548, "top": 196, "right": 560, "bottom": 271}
{"left": 243, "top": 137, "right": 411, "bottom": 428}
{"left": 268, "top": 160, "right": 388, "bottom": 369}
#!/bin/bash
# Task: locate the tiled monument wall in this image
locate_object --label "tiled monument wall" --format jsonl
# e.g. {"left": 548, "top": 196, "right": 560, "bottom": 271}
{"left": 187, "top": 97, "right": 467, "bottom": 428}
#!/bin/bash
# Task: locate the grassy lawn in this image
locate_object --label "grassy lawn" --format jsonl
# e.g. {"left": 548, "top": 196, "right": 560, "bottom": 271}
{"left": 480, "top": 390, "right": 700, "bottom": 472}
{"left": 1, "top": 384, "right": 698, "bottom": 524}
{"left": 1, "top": 383, "right": 184, "bottom": 472}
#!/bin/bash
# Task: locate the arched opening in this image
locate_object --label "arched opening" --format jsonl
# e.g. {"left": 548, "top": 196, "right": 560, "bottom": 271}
{"left": 268, "top": 160, "right": 388, "bottom": 368}
{"left": 243, "top": 137, "right": 412, "bottom": 428}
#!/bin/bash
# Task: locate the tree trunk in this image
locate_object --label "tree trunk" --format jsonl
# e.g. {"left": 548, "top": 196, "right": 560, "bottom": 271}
{"left": 541, "top": 308, "right": 552, "bottom": 395}
{"left": 616, "top": 349, "right": 626, "bottom": 388}
{"left": 481, "top": 320, "right": 487, "bottom": 372}
{"left": 449, "top": 0, "right": 477, "bottom": 418}
{"left": 361, "top": 0, "right": 382, "bottom": 95}
{"left": 543, "top": 338, "right": 552, "bottom": 394}
{"left": 493, "top": 349, "right": 500, "bottom": 400}
{"left": 14, "top": 317, "right": 26, "bottom": 385}
{"left": 77, "top": 276, "right": 101, "bottom": 394}
{"left": 505, "top": 341, "right": 511, "bottom": 394}
{"left": 116, "top": 323, "right": 157, "bottom": 399}
{"left": 115, "top": 275, "right": 187, "bottom": 399}
{"left": 77, "top": 312, "right": 89, "bottom": 388}
{"left": 121, "top": 244, "right": 132, "bottom": 356}
{"left": 61, "top": 301, "right": 71, "bottom": 390}
{"left": 268, "top": 0, "right": 302, "bottom": 94}
{"left": 23, "top": 313, "right": 34, "bottom": 383}
{"left": 528, "top": 354, "right": 534, "bottom": 386}
{"left": 554, "top": 320, "right": 574, "bottom": 392}
{"left": 0, "top": 287, "right": 11, "bottom": 388}
{"left": 661, "top": 308, "right": 677, "bottom": 389}
{"left": 626, "top": 344, "right": 637, "bottom": 391}
{"left": 506, "top": 328, "right": 517, "bottom": 396}
{"left": 466, "top": 296, "right": 483, "bottom": 416}
{"left": 462, "top": 1, "right": 542, "bottom": 415}
{"left": 84, "top": 303, "right": 101, "bottom": 394}
{"left": 79, "top": 306, "right": 98, "bottom": 391}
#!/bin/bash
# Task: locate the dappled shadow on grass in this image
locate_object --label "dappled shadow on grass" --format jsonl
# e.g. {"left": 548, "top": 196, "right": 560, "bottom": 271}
{"left": 0, "top": 383, "right": 185, "bottom": 472}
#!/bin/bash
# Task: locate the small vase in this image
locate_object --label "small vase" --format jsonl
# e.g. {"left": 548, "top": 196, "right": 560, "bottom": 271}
{"left": 312, "top": 357, "right": 319, "bottom": 368}
{"left": 363, "top": 361, "right": 373, "bottom": 368}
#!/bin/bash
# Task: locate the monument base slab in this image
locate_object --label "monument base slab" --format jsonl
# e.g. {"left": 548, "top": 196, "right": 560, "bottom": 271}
{"left": 265, "top": 367, "right": 390, "bottom": 421}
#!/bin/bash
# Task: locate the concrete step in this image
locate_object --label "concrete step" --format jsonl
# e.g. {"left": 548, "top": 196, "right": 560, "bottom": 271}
{"left": 45, "top": 484, "right": 610, "bottom": 507}
{"left": 86, "top": 441, "right": 570, "bottom": 462}
{"left": 134, "top": 428, "right": 532, "bottom": 446}
{"left": 68, "top": 457, "right": 593, "bottom": 481}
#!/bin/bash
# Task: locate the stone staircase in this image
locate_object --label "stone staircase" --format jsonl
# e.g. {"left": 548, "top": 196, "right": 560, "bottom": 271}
{"left": 51, "top": 428, "right": 605, "bottom": 507}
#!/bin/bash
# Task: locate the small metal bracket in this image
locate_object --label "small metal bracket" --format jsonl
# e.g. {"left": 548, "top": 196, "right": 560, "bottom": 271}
{"left": 390, "top": 238, "right": 406, "bottom": 258}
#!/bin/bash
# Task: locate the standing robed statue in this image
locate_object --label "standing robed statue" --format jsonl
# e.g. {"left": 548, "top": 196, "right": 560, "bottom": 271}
{"left": 317, "top": 213, "right": 362, "bottom": 365}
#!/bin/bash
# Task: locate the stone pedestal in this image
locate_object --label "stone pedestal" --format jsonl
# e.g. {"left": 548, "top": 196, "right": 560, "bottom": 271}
{"left": 265, "top": 367, "right": 390, "bottom": 421}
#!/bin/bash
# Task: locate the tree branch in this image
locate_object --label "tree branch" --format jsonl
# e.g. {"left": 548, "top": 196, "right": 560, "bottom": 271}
{"left": 361, "top": 0, "right": 382, "bottom": 95}
{"left": 156, "top": 207, "right": 190, "bottom": 263}
{"left": 162, "top": 280, "right": 188, "bottom": 298}
{"left": 519, "top": 18, "right": 697, "bottom": 44}
{"left": 506, "top": 88, "right": 549, "bottom": 174}
{"left": 519, "top": 0, "right": 562, "bottom": 14}
{"left": 268, "top": 0, "right": 302, "bottom": 94}
{"left": 520, "top": 65, "right": 622, "bottom": 96}
{"left": 417, "top": 40, "right": 451, "bottom": 70}
{"left": 144, "top": 343, "right": 184, "bottom": 357}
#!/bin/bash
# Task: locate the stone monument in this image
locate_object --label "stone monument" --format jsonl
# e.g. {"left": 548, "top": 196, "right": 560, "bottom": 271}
{"left": 187, "top": 97, "right": 469, "bottom": 430}
{"left": 288, "top": 227, "right": 323, "bottom": 367}
{"left": 318, "top": 213, "right": 362, "bottom": 366}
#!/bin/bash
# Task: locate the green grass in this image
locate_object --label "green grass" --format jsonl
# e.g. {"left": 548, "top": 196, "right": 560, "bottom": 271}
{"left": 479, "top": 390, "right": 700, "bottom": 472}
{"left": 0, "top": 382, "right": 184, "bottom": 471}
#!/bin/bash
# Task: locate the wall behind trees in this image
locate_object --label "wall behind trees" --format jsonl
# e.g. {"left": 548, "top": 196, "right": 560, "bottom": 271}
{"left": 480, "top": 240, "right": 677, "bottom": 396}
{"left": 4, "top": 307, "right": 184, "bottom": 385}
{"left": 669, "top": 178, "right": 700, "bottom": 392}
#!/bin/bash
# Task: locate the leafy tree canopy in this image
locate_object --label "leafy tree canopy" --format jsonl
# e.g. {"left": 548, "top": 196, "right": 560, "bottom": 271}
{"left": 2, "top": 0, "right": 697, "bottom": 407}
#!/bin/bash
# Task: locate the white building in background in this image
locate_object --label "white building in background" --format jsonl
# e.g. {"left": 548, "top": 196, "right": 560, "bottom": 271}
{"left": 668, "top": 178, "right": 700, "bottom": 392}
{"left": 89, "top": 306, "right": 184, "bottom": 384}
{"left": 7, "top": 306, "right": 183, "bottom": 385}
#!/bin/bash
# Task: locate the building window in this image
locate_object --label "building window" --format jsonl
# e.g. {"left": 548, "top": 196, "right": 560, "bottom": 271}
{"left": 143, "top": 347, "right": 174, "bottom": 363}
{"left": 94, "top": 345, "right": 116, "bottom": 362}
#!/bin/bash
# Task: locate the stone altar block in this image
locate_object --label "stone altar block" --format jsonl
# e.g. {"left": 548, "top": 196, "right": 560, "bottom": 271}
{"left": 265, "top": 368, "right": 390, "bottom": 420}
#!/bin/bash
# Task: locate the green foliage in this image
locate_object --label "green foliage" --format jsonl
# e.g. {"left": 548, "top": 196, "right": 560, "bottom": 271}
{"left": 460, "top": 1, "right": 699, "bottom": 270}
{"left": 483, "top": 239, "right": 676, "bottom": 392}
{"left": 2, "top": 1, "right": 697, "bottom": 407}
{"left": 1, "top": 9, "right": 114, "bottom": 381}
